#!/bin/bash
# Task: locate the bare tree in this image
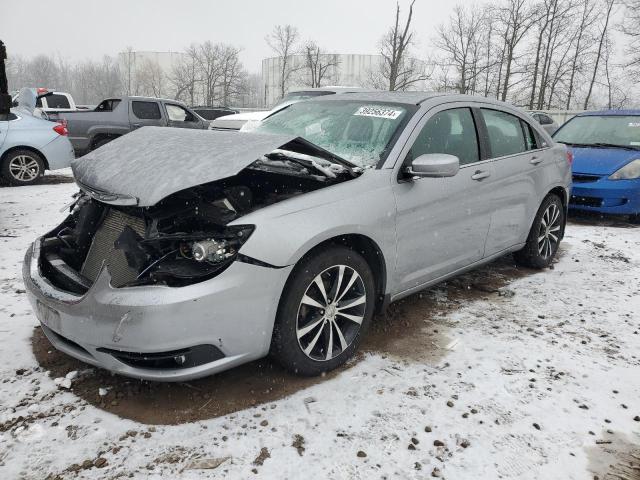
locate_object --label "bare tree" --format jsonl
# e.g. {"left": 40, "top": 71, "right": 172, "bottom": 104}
{"left": 219, "top": 45, "right": 247, "bottom": 106}
{"left": 169, "top": 47, "right": 199, "bottom": 104}
{"left": 434, "top": 5, "right": 488, "bottom": 94}
{"left": 303, "top": 41, "right": 340, "bottom": 88}
{"left": 495, "top": 0, "right": 536, "bottom": 101}
{"left": 136, "top": 58, "right": 164, "bottom": 98}
{"left": 266, "top": 25, "right": 300, "bottom": 99}
{"left": 375, "top": 1, "right": 430, "bottom": 91}
{"left": 583, "top": 0, "right": 616, "bottom": 109}
{"left": 565, "top": 0, "right": 598, "bottom": 108}
{"left": 621, "top": 0, "right": 640, "bottom": 82}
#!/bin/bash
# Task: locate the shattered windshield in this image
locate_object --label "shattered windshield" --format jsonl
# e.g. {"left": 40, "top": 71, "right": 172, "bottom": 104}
{"left": 250, "top": 100, "right": 413, "bottom": 168}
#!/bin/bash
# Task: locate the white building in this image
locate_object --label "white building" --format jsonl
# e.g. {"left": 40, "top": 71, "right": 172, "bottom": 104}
{"left": 261, "top": 54, "right": 384, "bottom": 107}
{"left": 117, "top": 50, "right": 186, "bottom": 97}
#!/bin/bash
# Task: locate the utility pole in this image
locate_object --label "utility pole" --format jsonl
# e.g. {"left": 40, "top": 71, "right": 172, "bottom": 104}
{"left": 0, "top": 40, "right": 11, "bottom": 120}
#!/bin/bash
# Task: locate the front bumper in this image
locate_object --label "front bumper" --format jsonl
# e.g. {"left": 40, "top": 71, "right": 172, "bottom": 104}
{"left": 22, "top": 239, "right": 293, "bottom": 381}
{"left": 569, "top": 175, "right": 640, "bottom": 215}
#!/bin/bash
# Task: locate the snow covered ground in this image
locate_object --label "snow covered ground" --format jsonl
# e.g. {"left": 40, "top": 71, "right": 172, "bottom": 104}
{"left": 0, "top": 173, "right": 639, "bottom": 480}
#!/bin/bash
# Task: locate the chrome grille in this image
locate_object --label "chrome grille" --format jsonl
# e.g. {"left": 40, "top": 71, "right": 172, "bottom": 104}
{"left": 81, "top": 209, "right": 146, "bottom": 287}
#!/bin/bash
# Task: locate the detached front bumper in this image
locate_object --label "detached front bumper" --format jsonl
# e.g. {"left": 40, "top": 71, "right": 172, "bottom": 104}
{"left": 22, "top": 240, "right": 292, "bottom": 381}
{"left": 569, "top": 176, "right": 640, "bottom": 215}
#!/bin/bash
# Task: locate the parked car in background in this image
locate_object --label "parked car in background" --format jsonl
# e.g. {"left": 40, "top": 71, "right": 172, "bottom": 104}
{"left": 553, "top": 110, "right": 640, "bottom": 222}
{"left": 210, "top": 87, "right": 373, "bottom": 131}
{"left": 528, "top": 111, "right": 559, "bottom": 135}
{"left": 12, "top": 88, "right": 78, "bottom": 118}
{"left": 50, "top": 96, "right": 209, "bottom": 156}
{"left": 23, "top": 92, "right": 570, "bottom": 381}
{"left": 1, "top": 89, "right": 74, "bottom": 185}
{"left": 191, "top": 106, "right": 239, "bottom": 121}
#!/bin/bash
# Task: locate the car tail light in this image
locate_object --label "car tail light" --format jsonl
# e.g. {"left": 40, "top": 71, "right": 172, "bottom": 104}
{"left": 53, "top": 121, "right": 68, "bottom": 136}
{"left": 36, "top": 87, "right": 48, "bottom": 94}
{"left": 566, "top": 150, "right": 573, "bottom": 166}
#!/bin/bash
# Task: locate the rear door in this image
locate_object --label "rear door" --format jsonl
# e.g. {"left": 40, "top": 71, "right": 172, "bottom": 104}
{"left": 129, "top": 100, "right": 166, "bottom": 129}
{"left": 479, "top": 107, "right": 546, "bottom": 254}
{"left": 392, "top": 104, "right": 494, "bottom": 293}
{"left": 164, "top": 103, "right": 204, "bottom": 129}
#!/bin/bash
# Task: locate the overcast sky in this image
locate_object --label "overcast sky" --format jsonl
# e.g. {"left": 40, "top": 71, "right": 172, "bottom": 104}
{"left": 1, "top": 0, "right": 469, "bottom": 72}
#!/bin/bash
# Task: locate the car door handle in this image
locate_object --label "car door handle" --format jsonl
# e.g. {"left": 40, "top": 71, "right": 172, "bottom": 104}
{"left": 530, "top": 156, "right": 543, "bottom": 165}
{"left": 471, "top": 170, "right": 491, "bottom": 181}
{"left": 132, "top": 123, "right": 142, "bottom": 128}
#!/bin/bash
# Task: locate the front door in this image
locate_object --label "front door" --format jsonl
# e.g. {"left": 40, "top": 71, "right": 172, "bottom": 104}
{"left": 129, "top": 100, "right": 165, "bottom": 129}
{"left": 392, "top": 105, "right": 494, "bottom": 294}
{"left": 165, "top": 104, "right": 204, "bottom": 129}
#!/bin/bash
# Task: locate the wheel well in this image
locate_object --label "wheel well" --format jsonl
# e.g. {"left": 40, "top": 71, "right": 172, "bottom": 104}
{"left": 299, "top": 234, "right": 388, "bottom": 311}
{"left": 0, "top": 146, "right": 48, "bottom": 170}
{"left": 548, "top": 186, "right": 567, "bottom": 207}
{"left": 91, "top": 133, "right": 120, "bottom": 150}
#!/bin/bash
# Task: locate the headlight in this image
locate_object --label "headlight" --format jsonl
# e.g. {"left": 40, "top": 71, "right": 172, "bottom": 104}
{"left": 135, "top": 225, "right": 255, "bottom": 287}
{"left": 609, "top": 159, "right": 640, "bottom": 180}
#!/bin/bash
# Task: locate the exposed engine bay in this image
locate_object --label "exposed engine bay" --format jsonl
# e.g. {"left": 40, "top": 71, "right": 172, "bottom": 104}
{"left": 38, "top": 145, "right": 361, "bottom": 294}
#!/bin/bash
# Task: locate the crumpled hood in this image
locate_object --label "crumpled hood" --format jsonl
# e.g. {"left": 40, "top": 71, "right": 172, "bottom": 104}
{"left": 72, "top": 127, "right": 296, "bottom": 206}
{"left": 571, "top": 147, "right": 640, "bottom": 175}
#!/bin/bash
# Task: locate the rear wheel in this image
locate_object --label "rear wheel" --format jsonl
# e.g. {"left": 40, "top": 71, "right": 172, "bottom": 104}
{"left": 514, "top": 194, "right": 565, "bottom": 269}
{"left": 1, "top": 149, "right": 45, "bottom": 186}
{"left": 270, "top": 246, "right": 375, "bottom": 376}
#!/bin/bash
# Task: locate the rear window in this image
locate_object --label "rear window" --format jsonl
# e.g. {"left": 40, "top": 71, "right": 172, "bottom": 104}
{"left": 45, "top": 94, "right": 71, "bottom": 109}
{"left": 95, "top": 99, "right": 121, "bottom": 112}
{"left": 132, "top": 101, "right": 161, "bottom": 120}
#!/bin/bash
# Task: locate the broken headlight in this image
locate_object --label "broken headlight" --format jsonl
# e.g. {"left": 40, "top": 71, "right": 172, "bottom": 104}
{"left": 137, "top": 225, "right": 255, "bottom": 287}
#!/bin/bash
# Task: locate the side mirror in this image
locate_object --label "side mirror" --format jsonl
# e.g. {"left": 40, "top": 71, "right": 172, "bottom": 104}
{"left": 405, "top": 153, "right": 460, "bottom": 178}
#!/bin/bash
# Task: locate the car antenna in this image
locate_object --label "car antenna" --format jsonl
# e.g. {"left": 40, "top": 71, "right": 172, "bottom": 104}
{"left": 0, "top": 40, "right": 10, "bottom": 120}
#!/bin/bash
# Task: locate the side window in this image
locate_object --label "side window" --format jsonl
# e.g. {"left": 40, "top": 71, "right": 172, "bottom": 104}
{"left": 407, "top": 108, "right": 479, "bottom": 166}
{"left": 482, "top": 109, "right": 527, "bottom": 158}
{"left": 132, "top": 101, "right": 161, "bottom": 120}
{"left": 521, "top": 120, "right": 538, "bottom": 150}
{"left": 166, "top": 104, "right": 195, "bottom": 122}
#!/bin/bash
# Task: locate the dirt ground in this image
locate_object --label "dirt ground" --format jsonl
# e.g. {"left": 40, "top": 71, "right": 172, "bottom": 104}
{"left": 31, "top": 254, "right": 532, "bottom": 425}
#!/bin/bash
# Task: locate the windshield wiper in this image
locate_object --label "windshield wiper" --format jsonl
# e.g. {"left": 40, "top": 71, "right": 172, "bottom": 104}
{"left": 558, "top": 141, "right": 640, "bottom": 151}
{"left": 592, "top": 142, "right": 640, "bottom": 151}
{"left": 266, "top": 150, "right": 339, "bottom": 178}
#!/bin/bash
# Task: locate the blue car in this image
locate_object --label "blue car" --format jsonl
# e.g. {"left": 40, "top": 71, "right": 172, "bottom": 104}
{"left": 553, "top": 110, "right": 640, "bottom": 222}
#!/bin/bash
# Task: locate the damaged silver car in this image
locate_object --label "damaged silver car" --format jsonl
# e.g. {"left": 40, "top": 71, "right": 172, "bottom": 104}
{"left": 23, "top": 92, "right": 571, "bottom": 381}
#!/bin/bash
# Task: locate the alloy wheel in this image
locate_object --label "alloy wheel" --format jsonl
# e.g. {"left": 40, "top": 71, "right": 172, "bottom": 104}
{"left": 537, "top": 203, "right": 561, "bottom": 259}
{"left": 9, "top": 155, "right": 40, "bottom": 182}
{"left": 296, "top": 265, "right": 367, "bottom": 361}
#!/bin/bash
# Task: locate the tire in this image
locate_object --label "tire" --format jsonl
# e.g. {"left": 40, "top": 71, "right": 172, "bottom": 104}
{"left": 1, "top": 149, "right": 45, "bottom": 186}
{"left": 270, "top": 245, "right": 376, "bottom": 376}
{"left": 92, "top": 136, "right": 115, "bottom": 151}
{"left": 514, "top": 194, "right": 565, "bottom": 269}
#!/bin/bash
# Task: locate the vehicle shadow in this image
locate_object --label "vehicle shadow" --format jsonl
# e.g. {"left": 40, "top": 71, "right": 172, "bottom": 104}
{"left": 31, "top": 254, "right": 536, "bottom": 425}
{"left": 0, "top": 173, "right": 74, "bottom": 187}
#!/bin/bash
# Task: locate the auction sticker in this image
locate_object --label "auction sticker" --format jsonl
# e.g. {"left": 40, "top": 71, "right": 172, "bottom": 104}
{"left": 354, "top": 106, "right": 403, "bottom": 119}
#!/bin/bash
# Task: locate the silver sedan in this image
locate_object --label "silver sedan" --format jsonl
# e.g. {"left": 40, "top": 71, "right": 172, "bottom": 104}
{"left": 23, "top": 92, "right": 571, "bottom": 381}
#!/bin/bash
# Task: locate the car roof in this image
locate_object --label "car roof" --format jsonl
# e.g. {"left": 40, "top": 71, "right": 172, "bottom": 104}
{"left": 577, "top": 109, "right": 640, "bottom": 117}
{"left": 312, "top": 91, "right": 515, "bottom": 107}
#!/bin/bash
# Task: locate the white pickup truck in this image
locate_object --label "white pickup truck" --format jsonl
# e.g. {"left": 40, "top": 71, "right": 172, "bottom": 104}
{"left": 11, "top": 88, "right": 80, "bottom": 118}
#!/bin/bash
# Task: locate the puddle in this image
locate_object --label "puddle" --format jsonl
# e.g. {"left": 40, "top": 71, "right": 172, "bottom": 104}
{"left": 31, "top": 254, "right": 534, "bottom": 425}
{"left": 585, "top": 431, "right": 640, "bottom": 480}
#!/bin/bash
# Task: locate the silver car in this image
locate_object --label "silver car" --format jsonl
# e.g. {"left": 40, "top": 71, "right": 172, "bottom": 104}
{"left": 23, "top": 92, "right": 571, "bottom": 381}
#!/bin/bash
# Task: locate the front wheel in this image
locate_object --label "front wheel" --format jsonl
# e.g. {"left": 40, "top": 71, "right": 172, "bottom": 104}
{"left": 514, "top": 194, "right": 565, "bottom": 269}
{"left": 1, "top": 149, "right": 45, "bottom": 186}
{"left": 270, "top": 246, "right": 375, "bottom": 376}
